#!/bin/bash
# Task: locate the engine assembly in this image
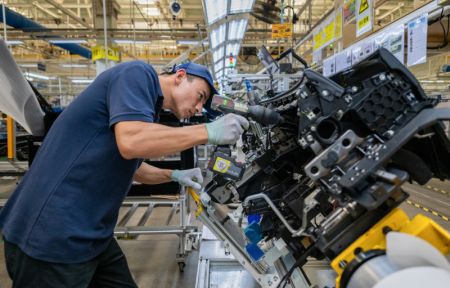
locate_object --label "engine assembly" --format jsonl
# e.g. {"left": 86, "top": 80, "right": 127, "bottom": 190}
{"left": 193, "top": 48, "right": 450, "bottom": 288}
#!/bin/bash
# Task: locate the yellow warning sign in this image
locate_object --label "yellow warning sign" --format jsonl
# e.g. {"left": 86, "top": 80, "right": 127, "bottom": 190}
{"left": 359, "top": 0, "right": 369, "bottom": 14}
{"left": 92, "top": 45, "right": 120, "bottom": 62}
{"left": 357, "top": 15, "right": 370, "bottom": 30}
{"left": 272, "top": 23, "right": 293, "bottom": 39}
{"left": 313, "top": 29, "right": 324, "bottom": 51}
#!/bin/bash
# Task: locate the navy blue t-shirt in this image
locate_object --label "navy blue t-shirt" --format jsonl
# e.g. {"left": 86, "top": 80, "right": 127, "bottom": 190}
{"left": 0, "top": 61, "right": 163, "bottom": 263}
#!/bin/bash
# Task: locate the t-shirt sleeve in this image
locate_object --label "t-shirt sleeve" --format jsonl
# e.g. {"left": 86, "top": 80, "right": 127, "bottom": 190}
{"left": 107, "top": 63, "right": 159, "bottom": 127}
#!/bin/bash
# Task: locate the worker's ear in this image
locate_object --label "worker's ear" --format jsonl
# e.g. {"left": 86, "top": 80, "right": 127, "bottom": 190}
{"left": 175, "top": 69, "right": 187, "bottom": 85}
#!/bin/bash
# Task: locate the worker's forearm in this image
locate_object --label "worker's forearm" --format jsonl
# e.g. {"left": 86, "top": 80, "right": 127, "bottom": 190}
{"left": 117, "top": 122, "right": 208, "bottom": 159}
{"left": 133, "top": 163, "right": 173, "bottom": 185}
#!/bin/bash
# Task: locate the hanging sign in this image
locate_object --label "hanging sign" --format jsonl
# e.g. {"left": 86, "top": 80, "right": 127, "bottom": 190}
{"left": 335, "top": 7, "right": 343, "bottom": 39}
{"left": 313, "top": 27, "right": 325, "bottom": 51}
{"left": 356, "top": 0, "right": 373, "bottom": 37}
{"left": 343, "top": 0, "right": 356, "bottom": 25}
{"left": 407, "top": 14, "right": 428, "bottom": 67}
{"left": 272, "top": 23, "right": 293, "bottom": 39}
{"left": 324, "top": 14, "right": 336, "bottom": 45}
{"left": 92, "top": 45, "right": 120, "bottom": 62}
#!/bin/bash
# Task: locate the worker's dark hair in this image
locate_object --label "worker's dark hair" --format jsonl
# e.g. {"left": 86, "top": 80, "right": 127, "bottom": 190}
{"left": 159, "top": 71, "right": 199, "bottom": 82}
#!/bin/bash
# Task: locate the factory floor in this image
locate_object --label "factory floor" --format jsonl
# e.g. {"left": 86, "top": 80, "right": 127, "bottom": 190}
{"left": 0, "top": 177, "right": 202, "bottom": 288}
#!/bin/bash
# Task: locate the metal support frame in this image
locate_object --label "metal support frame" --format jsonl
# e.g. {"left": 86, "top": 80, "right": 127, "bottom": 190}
{"left": 43, "top": 0, "right": 92, "bottom": 29}
{"left": 114, "top": 188, "right": 200, "bottom": 270}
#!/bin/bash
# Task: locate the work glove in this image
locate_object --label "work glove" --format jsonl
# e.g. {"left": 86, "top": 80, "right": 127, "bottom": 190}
{"left": 171, "top": 168, "right": 203, "bottom": 191}
{"left": 205, "top": 113, "right": 250, "bottom": 145}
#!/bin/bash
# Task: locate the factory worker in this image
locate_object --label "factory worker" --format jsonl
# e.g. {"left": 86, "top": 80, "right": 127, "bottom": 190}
{"left": 0, "top": 61, "right": 249, "bottom": 287}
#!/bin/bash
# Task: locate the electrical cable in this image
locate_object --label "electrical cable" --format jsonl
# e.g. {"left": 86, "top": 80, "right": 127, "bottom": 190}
{"left": 427, "top": 8, "right": 449, "bottom": 50}
{"left": 276, "top": 244, "right": 317, "bottom": 288}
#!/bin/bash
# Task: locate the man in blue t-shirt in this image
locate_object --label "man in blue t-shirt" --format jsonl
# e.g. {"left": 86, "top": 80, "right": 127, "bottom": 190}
{"left": 0, "top": 61, "right": 249, "bottom": 287}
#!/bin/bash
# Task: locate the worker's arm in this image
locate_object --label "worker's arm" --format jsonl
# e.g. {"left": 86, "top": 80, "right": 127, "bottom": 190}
{"left": 134, "top": 162, "right": 204, "bottom": 190}
{"left": 114, "top": 114, "right": 249, "bottom": 160}
{"left": 115, "top": 121, "right": 208, "bottom": 159}
{"left": 133, "top": 162, "right": 173, "bottom": 185}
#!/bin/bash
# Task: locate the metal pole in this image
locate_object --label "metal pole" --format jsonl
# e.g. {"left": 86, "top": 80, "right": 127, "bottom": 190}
{"left": 2, "top": 0, "right": 15, "bottom": 161}
{"left": 1, "top": 0, "right": 7, "bottom": 44}
{"left": 102, "top": 0, "right": 108, "bottom": 66}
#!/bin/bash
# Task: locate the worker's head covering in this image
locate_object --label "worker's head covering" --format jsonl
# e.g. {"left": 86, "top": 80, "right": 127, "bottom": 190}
{"left": 170, "top": 62, "right": 218, "bottom": 108}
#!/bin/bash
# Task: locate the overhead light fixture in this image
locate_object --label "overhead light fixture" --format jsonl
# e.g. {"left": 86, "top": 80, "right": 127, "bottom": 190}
{"left": 135, "top": 0, "right": 156, "bottom": 4}
{"left": 19, "top": 64, "right": 37, "bottom": 68}
{"left": 49, "top": 39, "right": 87, "bottom": 44}
{"left": 24, "top": 72, "right": 52, "bottom": 80}
{"left": 61, "top": 64, "right": 88, "bottom": 68}
{"left": 7, "top": 40, "right": 24, "bottom": 45}
{"left": 72, "top": 79, "right": 93, "bottom": 84}
{"left": 210, "top": 24, "right": 227, "bottom": 49}
{"left": 144, "top": 7, "right": 160, "bottom": 16}
{"left": 204, "top": 0, "right": 228, "bottom": 24}
{"left": 114, "top": 39, "right": 152, "bottom": 44}
{"left": 176, "top": 40, "right": 208, "bottom": 45}
{"left": 229, "top": 0, "right": 255, "bottom": 14}
{"left": 228, "top": 19, "right": 248, "bottom": 41}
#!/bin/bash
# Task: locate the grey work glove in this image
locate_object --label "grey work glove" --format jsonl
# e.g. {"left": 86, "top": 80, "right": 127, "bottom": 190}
{"left": 205, "top": 113, "right": 250, "bottom": 145}
{"left": 171, "top": 168, "right": 203, "bottom": 191}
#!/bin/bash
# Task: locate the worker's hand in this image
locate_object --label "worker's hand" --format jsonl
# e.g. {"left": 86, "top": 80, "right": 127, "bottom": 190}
{"left": 171, "top": 168, "right": 203, "bottom": 191}
{"left": 205, "top": 113, "right": 250, "bottom": 145}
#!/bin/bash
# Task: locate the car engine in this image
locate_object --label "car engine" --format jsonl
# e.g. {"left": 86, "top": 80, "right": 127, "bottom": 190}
{"left": 194, "top": 48, "right": 450, "bottom": 288}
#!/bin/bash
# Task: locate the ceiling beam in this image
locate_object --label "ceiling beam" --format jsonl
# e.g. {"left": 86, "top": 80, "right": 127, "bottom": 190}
{"left": 42, "top": 0, "right": 93, "bottom": 29}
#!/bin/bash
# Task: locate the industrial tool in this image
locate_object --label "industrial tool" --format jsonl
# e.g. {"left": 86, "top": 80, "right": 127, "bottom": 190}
{"left": 210, "top": 94, "right": 284, "bottom": 125}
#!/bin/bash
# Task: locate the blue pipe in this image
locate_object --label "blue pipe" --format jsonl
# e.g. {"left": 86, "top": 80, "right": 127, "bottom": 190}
{"left": 0, "top": 4, "right": 91, "bottom": 59}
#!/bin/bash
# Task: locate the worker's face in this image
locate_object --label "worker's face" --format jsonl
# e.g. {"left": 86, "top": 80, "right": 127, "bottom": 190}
{"left": 171, "top": 69, "right": 210, "bottom": 119}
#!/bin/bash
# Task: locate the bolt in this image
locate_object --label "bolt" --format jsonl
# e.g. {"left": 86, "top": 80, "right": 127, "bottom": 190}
{"left": 306, "top": 135, "right": 314, "bottom": 142}
{"left": 311, "top": 125, "right": 317, "bottom": 132}
{"left": 322, "top": 90, "right": 329, "bottom": 97}
{"left": 379, "top": 74, "right": 386, "bottom": 81}
{"left": 351, "top": 86, "right": 358, "bottom": 92}
{"left": 339, "top": 260, "right": 348, "bottom": 268}
{"left": 350, "top": 177, "right": 355, "bottom": 181}
{"left": 273, "top": 276, "right": 279, "bottom": 281}
{"left": 361, "top": 169, "right": 366, "bottom": 173}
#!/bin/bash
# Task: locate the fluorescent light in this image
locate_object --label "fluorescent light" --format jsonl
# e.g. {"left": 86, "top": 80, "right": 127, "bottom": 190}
{"left": 7, "top": 40, "right": 24, "bottom": 45}
{"left": 210, "top": 24, "right": 226, "bottom": 49}
{"left": 49, "top": 39, "right": 87, "bottom": 44}
{"left": 135, "top": 0, "right": 156, "bottom": 4}
{"left": 19, "top": 64, "right": 37, "bottom": 68}
{"left": 144, "top": 7, "right": 160, "bottom": 16}
{"left": 114, "top": 39, "right": 152, "bottom": 44}
{"left": 230, "top": 0, "right": 255, "bottom": 14}
{"left": 61, "top": 64, "right": 88, "bottom": 68}
{"left": 212, "top": 46, "right": 224, "bottom": 63}
{"left": 204, "top": 0, "right": 228, "bottom": 24}
{"left": 24, "top": 72, "right": 51, "bottom": 80}
{"left": 69, "top": 76, "right": 89, "bottom": 80}
{"left": 176, "top": 40, "right": 208, "bottom": 45}
{"left": 72, "top": 79, "right": 93, "bottom": 84}
{"left": 228, "top": 19, "right": 248, "bottom": 41}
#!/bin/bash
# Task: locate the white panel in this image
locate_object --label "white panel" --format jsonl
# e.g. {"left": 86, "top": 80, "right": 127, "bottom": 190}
{"left": 212, "top": 46, "right": 224, "bottom": 63}
{"left": 204, "top": 0, "right": 228, "bottom": 24}
{"left": 229, "top": 0, "right": 254, "bottom": 14}
{"left": 227, "top": 19, "right": 248, "bottom": 41}
{"left": 210, "top": 24, "right": 227, "bottom": 49}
